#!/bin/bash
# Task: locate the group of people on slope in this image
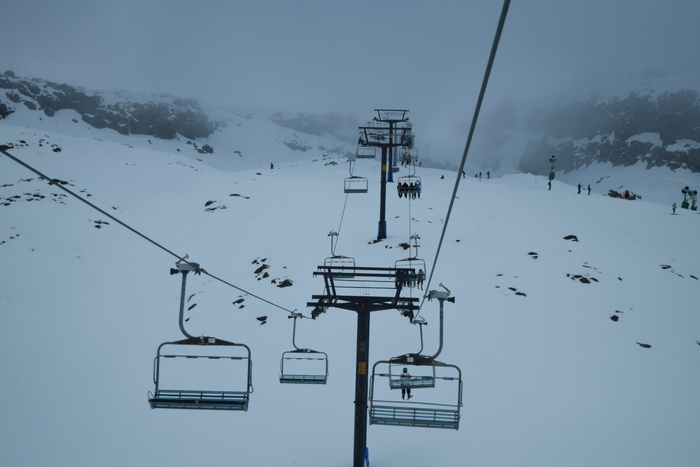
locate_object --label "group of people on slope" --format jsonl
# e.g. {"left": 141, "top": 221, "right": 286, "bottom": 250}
{"left": 577, "top": 183, "right": 592, "bottom": 195}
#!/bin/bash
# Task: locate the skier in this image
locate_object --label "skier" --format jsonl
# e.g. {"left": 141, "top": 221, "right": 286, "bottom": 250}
{"left": 400, "top": 368, "right": 412, "bottom": 399}
{"left": 672, "top": 202, "right": 677, "bottom": 214}
{"left": 417, "top": 269, "right": 425, "bottom": 290}
{"left": 587, "top": 184, "right": 591, "bottom": 195}
{"left": 577, "top": 183, "right": 582, "bottom": 194}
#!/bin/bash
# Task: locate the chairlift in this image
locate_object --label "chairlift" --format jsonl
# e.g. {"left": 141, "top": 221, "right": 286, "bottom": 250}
{"left": 325, "top": 231, "right": 355, "bottom": 278}
{"left": 368, "top": 284, "right": 462, "bottom": 429}
{"left": 400, "top": 148, "right": 419, "bottom": 165}
{"left": 345, "top": 157, "right": 368, "bottom": 194}
{"left": 395, "top": 257, "right": 426, "bottom": 288}
{"left": 369, "top": 357, "right": 462, "bottom": 429}
{"left": 345, "top": 176, "right": 368, "bottom": 194}
{"left": 397, "top": 175, "right": 422, "bottom": 198}
{"left": 395, "top": 234, "right": 426, "bottom": 288}
{"left": 357, "top": 146, "right": 377, "bottom": 159}
{"left": 149, "top": 337, "right": 253, "bottom": 410}
{"left": 280, "top": 313, "right": 329, "bottom": 384}
{"left": 148, "top": 259, "right": 254, "bottom": 411}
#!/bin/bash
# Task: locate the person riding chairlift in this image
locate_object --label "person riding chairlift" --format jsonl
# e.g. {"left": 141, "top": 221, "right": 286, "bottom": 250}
{"left": 400, "top": 367, "right": 412, "bottom": 399}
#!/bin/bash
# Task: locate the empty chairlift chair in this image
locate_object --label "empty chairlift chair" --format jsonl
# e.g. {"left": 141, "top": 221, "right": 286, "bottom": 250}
{"left": 356, "top": 146, "right": 377, "bottom": 159}
{"left": 148, "top": 259, "right": 254, "bottom": 411}
{"left": 149, "top": 336, "right": 253, "bottom": 411}
{"left": 344, "top": 176, "right": 368, "bottom": 194}
{"left": 280, "top": 313, "right": 329, "bottom": 384}
{"left": 344, "top": 155, "right": 368, "bottom": 194}
{"left": 324, "top": 231, "right": 356, "bottom": 278}
{"left": 280, "top": 349, "right": 329, "bottom": 384}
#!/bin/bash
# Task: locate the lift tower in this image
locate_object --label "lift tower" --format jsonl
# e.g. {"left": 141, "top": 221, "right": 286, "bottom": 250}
{"left": 358, "top": 109, "right": 414, "bottom": 240}
{"left": 307, "top": 264, "right": 419, "bottom": 467}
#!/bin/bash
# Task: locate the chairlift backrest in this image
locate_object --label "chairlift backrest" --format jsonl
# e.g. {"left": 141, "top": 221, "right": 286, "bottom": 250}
{"left": 344, "top": 176, "right": 368, "bottom": 194}
{"left": 324, "top": 255, "right": 356, "bottom": 278}
{"left": 357, "top": 146, "right": 377, "bottom": 159}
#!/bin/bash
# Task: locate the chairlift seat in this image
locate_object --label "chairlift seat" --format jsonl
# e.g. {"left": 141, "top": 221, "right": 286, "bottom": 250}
{"left": 370, "top": 405, "right": 459, "bottom": 430}
{"left": 279, "top": 374, "right": 328, "bottom": 384}
{"left": 149, "top": 389, "right": 249, "bottom": 410}
{"left": 324, "top": 256, "right": 355, "bottom": 278}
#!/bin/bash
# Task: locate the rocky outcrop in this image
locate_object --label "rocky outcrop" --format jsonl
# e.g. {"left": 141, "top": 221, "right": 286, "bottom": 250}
{"left": 518, "top": 90, "right": 700, "bottom": 173}
{"left": 0, "top": 70, "right": 218, "bottom": 140}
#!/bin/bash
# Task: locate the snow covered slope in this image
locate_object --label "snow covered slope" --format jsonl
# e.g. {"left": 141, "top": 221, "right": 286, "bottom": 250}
{"left": 1, "top": 112, "right": 699, "bottom": 467}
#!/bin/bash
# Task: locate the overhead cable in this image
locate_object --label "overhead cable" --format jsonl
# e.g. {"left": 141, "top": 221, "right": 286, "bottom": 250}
{"left": 419, "top": 0, "right": 511, "bottom": 314}
{"left": 0, "top": 147, "right": 296, "bottom": 314}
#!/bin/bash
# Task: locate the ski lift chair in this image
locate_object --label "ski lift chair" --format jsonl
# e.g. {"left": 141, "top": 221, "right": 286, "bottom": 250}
{"left": 369, "top": 357, "right": 462, "bottom": 430}
{"left": 280, "top": 349, "right": 329, "bottom": 384}
{"left": 395, "top": 258, "right": 426, "bottom": 289}
{"left": 400, "top": 148, "right": 419, "bottom": 165}
{"left": 357, "top": 146, "right": 377, "bottom": 159}
{"left": 324, "top": 255, "right": 356, "bottom": 278}
{"left": 279, "top": 313, "right": 329, "bottom": 384}
{"left": 148, "top": 337, "right": 253, "bottom": 411}
{"left": 397, "top": 175, "right": 422, "bottom": 197}
{"left": 344, "top": 176, "right": 368, "bottom": 194}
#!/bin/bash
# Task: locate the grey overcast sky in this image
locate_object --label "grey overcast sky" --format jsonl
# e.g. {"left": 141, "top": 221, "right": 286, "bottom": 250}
{"left": 2, "top": 0, "right": 699, "bottom": 162}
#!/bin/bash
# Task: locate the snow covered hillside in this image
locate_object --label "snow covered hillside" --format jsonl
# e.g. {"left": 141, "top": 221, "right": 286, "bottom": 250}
{"left": 469, "top": 68, "right": 700, "bottom": 185}
{"left": 1, "top": 111, "right": 699, "bottom": 467}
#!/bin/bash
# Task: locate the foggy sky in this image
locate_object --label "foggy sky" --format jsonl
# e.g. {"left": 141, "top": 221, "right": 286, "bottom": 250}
{"left": 3, "top": 0, "right": 699, "bottom": 164}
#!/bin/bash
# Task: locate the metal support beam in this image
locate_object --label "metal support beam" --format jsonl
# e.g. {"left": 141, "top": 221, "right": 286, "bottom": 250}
{"left": 353, "top": 309, "right": 371, "bottom": 467}
{"left": 307, "top": 265, "right": 421, "bottom": 467}
{"left": 378, "top": 146, "right": 387, "bottom": 240}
